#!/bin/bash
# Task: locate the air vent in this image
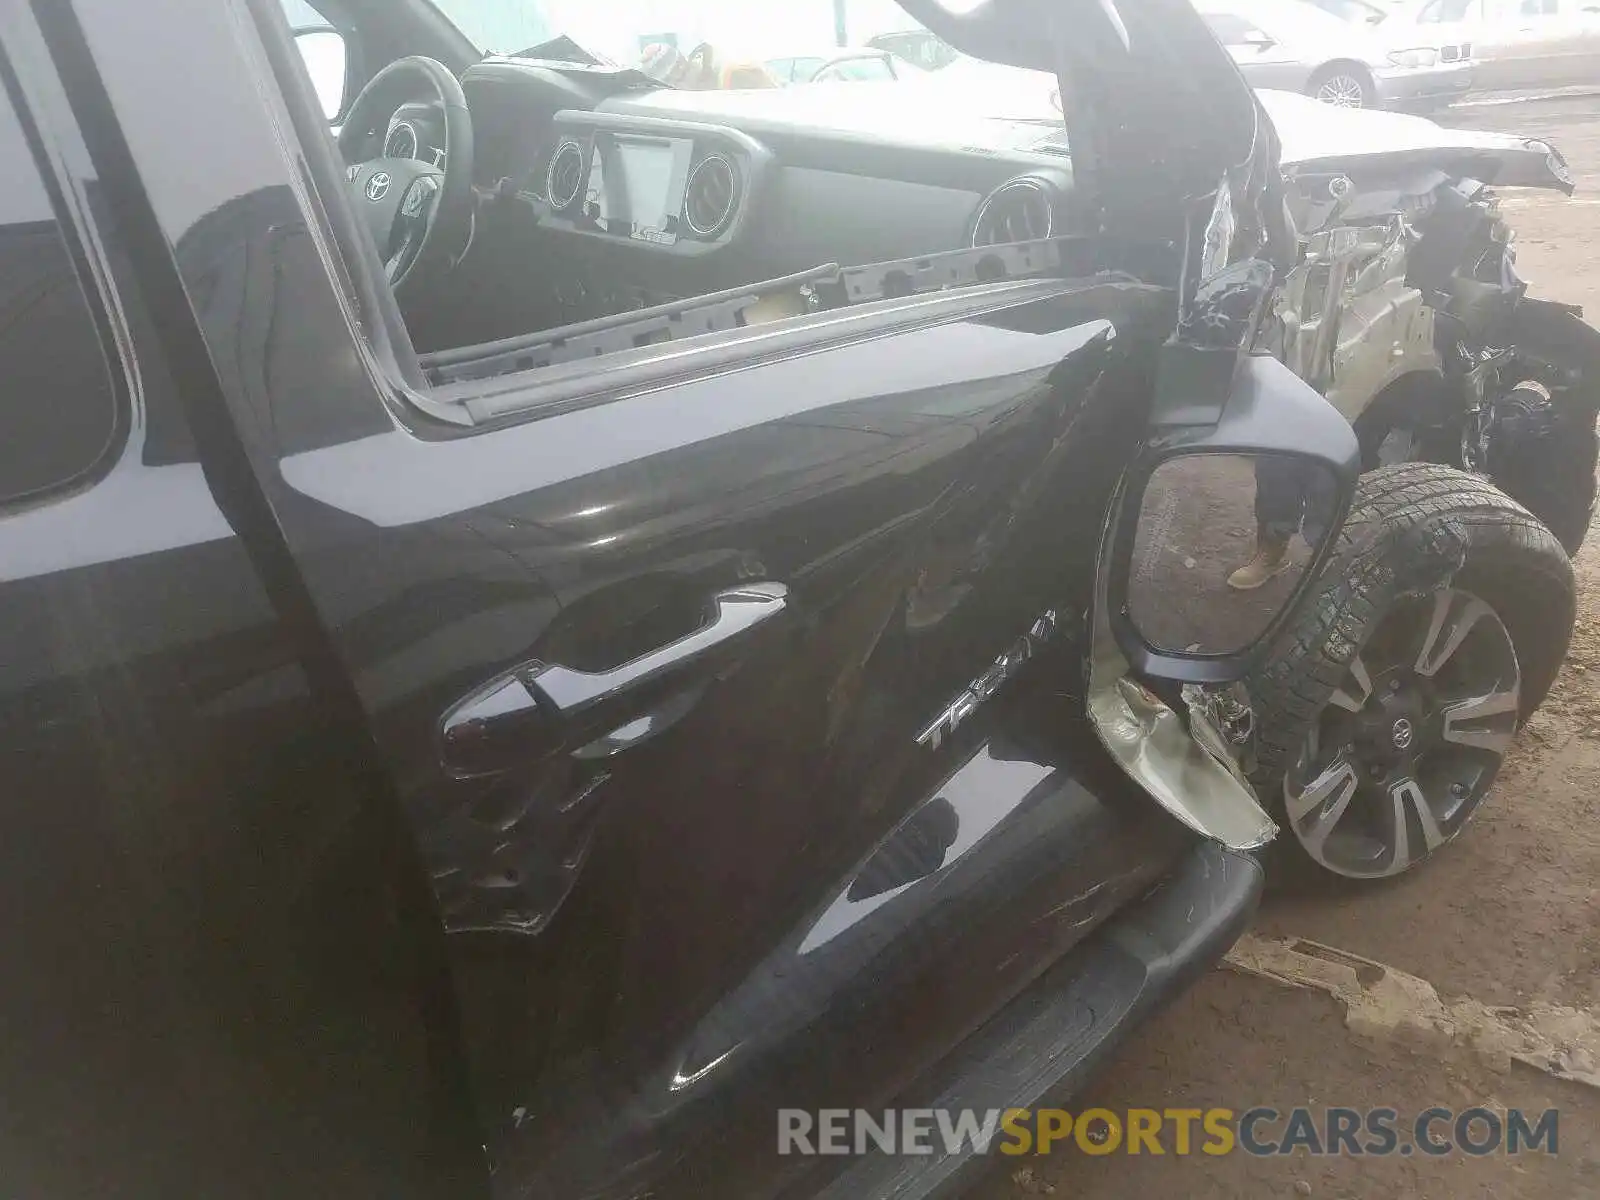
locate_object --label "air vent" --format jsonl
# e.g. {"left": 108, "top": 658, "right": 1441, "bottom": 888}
{"left": 384, "top": 121, "right": 419, "bottom": 160}
{"left": 970, "top": 178, "right": 1054, "bottom": 248}
{"left": 547, "top": 140, "right": 585, "bottom": 211}
{"left": 684, "top": 155, "right": 738, "bottom": 239}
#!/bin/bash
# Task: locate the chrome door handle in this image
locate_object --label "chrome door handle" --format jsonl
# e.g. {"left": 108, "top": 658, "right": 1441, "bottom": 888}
{"left": 440, "top": 583, "right": 787, "bottom": 773}
{"left": 533, "top": 582, "right": 788, "bottom": 714}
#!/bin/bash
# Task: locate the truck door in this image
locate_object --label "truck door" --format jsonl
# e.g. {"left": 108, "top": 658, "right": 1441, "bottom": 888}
{"left": 62, "top": 0, "right": 1209, "bottom": 1192}
{"left": 0, "top": 8, "right": 485, "bottom": 1194}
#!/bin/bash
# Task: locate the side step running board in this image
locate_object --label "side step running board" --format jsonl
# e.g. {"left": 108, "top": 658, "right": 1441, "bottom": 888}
{"left": 805, "top": 842, "right": 1261, "bottom": 1200}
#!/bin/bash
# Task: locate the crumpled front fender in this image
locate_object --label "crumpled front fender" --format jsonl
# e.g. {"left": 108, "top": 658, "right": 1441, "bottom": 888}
{"left": 1085, "top": 488, "right": 1277, "bottom": 851}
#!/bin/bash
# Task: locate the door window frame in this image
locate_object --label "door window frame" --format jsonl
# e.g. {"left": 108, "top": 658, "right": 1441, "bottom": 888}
{"left": 242, "top": 0, "right": 1112, "bottom": 432}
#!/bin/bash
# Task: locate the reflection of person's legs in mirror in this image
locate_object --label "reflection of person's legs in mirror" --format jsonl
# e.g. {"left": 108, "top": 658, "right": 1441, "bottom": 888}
{"left": 1229, "top": 456, "right": 1299, "bottom": 591}
{"left": 1302, "top": 464, "right": 1336, "bottom": 549}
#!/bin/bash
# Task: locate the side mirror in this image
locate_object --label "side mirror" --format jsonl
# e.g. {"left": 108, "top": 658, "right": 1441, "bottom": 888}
{"left": 293, "top": 27, "right": 348, "bottom": 122}
{"left": 1242, "top": 29, "right": 1277, "bottom": 49}
{"left": 1107, "top": 355, "right": 1360, "bottom": 684}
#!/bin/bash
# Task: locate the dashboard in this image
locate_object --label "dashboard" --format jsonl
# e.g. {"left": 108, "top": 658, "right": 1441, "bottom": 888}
{"left": 384, "top": 57, "right": 1085, "bottom": 346}
{"left": 526, "top": 111, "right": 772, "bottom": 255}
{"left": 471, "top": 59, "right": 1074, "bottom": 246}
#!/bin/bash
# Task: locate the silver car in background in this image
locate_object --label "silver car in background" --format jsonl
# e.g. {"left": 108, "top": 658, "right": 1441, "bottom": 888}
{"left": 1386, "top": 0, "right": 1600, "bottom": 90}
{"left": 765, "top": 47, "right": 924, "bottom": 85}
{"left": 863, "top": 27, "right": 962, "bottom": 70}
{"left": 1200, "top": 0, "right": 1475, "bottom": 107}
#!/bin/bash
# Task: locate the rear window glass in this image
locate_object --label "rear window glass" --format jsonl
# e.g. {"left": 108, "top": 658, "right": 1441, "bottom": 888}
{"left": 0, "top": 78, "right": 121, "bottom": 507}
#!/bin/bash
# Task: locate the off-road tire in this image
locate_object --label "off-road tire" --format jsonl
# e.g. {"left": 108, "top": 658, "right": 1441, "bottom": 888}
{"left": 1246, "top": 463, "right": 1575, "bottom": 885}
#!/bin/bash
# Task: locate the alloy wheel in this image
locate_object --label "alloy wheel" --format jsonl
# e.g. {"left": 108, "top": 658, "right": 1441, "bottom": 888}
{"left": 1283, "top": 587, "right": 1521, "bottom": 879}
{"left": 1314, "top": 74, "right": 1367, "bottom": 107}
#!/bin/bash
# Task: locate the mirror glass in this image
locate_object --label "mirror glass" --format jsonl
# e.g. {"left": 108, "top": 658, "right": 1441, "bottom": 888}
{"left": 1127, "top": 453, "right": 1337, "bottom": 657}
{"left": 294, "top": 28, "right": 348, "bottom": 121}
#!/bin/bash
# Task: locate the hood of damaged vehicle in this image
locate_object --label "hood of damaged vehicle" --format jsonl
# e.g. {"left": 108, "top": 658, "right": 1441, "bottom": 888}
{"left": 620, "top": 80, "right": 1571, "bottom": 192}
{"left": 1257, "top": 91, "right": 1575, "bottom": 192}
{"left": 607, "top": 77, "right": 1067, "bottom": 155}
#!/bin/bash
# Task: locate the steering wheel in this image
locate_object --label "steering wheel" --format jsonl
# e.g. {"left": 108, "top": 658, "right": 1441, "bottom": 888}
{"left": 337, "top": 56, "right": 474, "bottom": 297}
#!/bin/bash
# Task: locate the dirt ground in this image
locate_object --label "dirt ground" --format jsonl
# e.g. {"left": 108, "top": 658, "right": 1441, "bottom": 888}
{"left": 972, "top": 97, "right": 1600, "bottom": 1199}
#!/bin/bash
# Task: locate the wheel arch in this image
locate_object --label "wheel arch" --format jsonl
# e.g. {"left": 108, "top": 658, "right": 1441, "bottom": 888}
{"left": 1348, "top": 369, "right": 1453, "bottom": 466}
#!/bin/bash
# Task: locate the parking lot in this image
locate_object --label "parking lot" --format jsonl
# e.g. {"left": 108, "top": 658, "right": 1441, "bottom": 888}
{"left": 976, "top": 95, "right": 1600, "bottom": 1200}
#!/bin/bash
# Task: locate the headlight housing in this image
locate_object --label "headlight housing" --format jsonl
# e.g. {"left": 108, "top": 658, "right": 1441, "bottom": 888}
{"left": 1387, "top": 47, "right": 1440, "bottom": 68}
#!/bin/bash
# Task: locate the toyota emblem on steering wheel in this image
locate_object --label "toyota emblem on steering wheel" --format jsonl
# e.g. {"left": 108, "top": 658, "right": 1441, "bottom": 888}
{"left": 365, "top": 171, "right": 391, "bottom": 202}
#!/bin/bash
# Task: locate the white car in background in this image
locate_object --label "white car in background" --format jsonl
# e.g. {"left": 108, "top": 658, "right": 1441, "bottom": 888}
{"left": 863, "top": 27, "right": 962, "bottom": 70}
{"left": 764, "top": 47, "right": 924, "bottom": 85}
{"left": 1301, "top": 0, "right": 1393, "bottom": 24}
{"left": 1199, "top": 0, "right": 1475, "bottom": 108}
{"left": 1385, "top": 0, "right": 1600, "bottom": 91}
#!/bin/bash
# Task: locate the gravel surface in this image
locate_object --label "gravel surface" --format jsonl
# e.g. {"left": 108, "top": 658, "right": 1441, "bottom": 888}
{"left": 971, "top": 96, "right": 1600, "bottom": 1200}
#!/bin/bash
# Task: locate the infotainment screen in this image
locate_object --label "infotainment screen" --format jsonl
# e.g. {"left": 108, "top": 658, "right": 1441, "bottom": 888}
{"left": 584, "top": 135, "right": 694, "bottom": 245}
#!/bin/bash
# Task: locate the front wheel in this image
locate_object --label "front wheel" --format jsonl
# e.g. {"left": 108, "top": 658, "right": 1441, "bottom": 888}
{"left": 1308, "top": 63, "right": 1375, "bottom": 108}
{"left": 1246, "top": 464, "right": 1574, "bottom": 884}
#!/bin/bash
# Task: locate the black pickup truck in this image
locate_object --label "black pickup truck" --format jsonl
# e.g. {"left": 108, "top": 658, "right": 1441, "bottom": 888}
{"left": 0, "top": 0, "right": 1379, "bottom": 1196}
